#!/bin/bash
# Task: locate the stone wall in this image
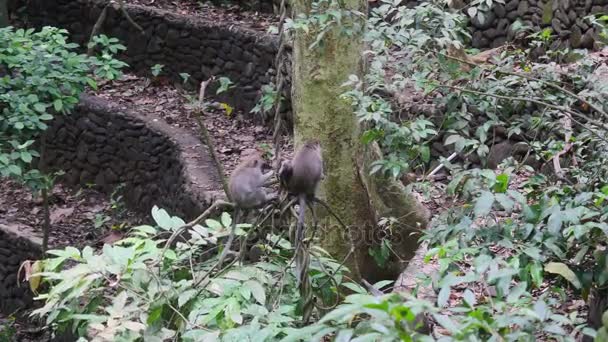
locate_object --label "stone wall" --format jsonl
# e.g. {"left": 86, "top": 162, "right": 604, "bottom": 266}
{"left": 43, "top": 95, "right": 224, "bottom": 221}
{"left": 470, "top": 0, "right": 608, "bottom": 48}
{"left": 0, "top": 224, "right": 42, "bottom": 315}
{"left": 0, "top": 94, "right": 222, "bottom": 316}
{"left": 24, "top": 0, "right": 291, "bottom": 116}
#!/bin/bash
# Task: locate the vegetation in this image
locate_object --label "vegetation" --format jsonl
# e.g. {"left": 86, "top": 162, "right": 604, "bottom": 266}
{"left": 0, "top": 26, "right": 126, "bottom": 249}
{"left": 2, "top": 0, "right": 608, "bottom": 341}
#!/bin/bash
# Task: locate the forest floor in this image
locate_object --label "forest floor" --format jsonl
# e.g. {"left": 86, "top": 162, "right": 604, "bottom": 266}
{"left": 129, "top": 0, "right": 278, "bottom": 32}
{"left": 91, "top": 73, "right": 295, "bottom": 174}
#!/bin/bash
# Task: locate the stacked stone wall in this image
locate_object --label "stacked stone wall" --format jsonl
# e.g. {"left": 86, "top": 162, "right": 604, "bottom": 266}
{"left": 0, "top": 224, "right": 41, "bottom": 316}
{"left": 470, "top": 0, "right": 608, "bottom": 48}
{"left": 43, "top": 95, "right": 223, "bottom": 221}
{"left": 25, "top": 0, "right": 292, "bottom": 117}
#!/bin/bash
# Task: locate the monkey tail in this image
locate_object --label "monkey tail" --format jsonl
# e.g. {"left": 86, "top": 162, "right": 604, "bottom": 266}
{"left": 294, "top": 194, "right": 313, "bottom": 323}
{"left": 295, "top": 195, "right": 306, "bottom": 252}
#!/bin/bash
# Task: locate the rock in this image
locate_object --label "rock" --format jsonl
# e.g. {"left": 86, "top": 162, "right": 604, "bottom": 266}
{"left": 492, "top": 36, "right": 508, "bottom": 47}
{"left": 496, "top": 18, "right": 510, "bottom": 35}
{"left": 507, "top": 10, "right": 520, "bottom": 19}
{"left": 591, "top": 5, "right": 603, "bottom": 12}
{"left": 156, "top": 23, "right": 168, "bottom": 38}
{"left": 494, "top": 3, "right": 507, "bottom": 16}
{"left": 576, "top": 17, "right": 590, "bottom": 31}
{"left": 581, "top": 28, "right": 595, "bottom": 48}
{"left": 542, "top": 0, "right": 554, "bottom": 23}
{"left": 552, "top": 18, "right": 564, "bottom": 33}
{"left": 472, "top": 30, "right": 490, "bottom": 47}
{"left": 471, "top": 10, "right": 496, "bottom": 29}
{"left": 517, "top": 0, "right": 529, "bottom": 15}
{"left": 484, "top": 28, "right": 499, "bottom": 39}
{"left": 506, "top": 0, "right": 520, "bottom": 10}
{"left": 570, "top": 25, "right": 583, "bottom": 47}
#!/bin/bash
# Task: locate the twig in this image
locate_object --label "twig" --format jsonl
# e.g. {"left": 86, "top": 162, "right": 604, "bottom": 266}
{"left": 152, "top": 200, "right": 233, "bottom": 269}
{"left": 87, "top": 1, "right": 145, "bottom": 57}
{"left": 193, "top": 78, "right": 231, "bottom": 200}
{"left": 115, "top": 0, "right": 145, "bottom": 34}
{"left": 86, "top": 4, "right": 109, "bottom": 56}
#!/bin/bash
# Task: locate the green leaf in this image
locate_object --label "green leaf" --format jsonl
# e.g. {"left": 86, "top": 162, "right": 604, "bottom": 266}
{"left": 495, "top": 193, "right": 515, "bottom": 212}
{"left": 530, "top": 261, "right": 543, "bottom": 287}
{"left": 39, "top": 113, "right": 54, "bottom": 120}
{"left": 463, "top": 289, "right": 476, "bottom": 307}
{"left": 493, "top": 173, "right": 509, "bottom": 193}
{"left": 220, "top": 212, "right": 232, "bottom": 228}
{"left": 147, "top": 306, "right": 163, "bottom": 324}
{"left": 178, "top": 289, "right": 197, "bottom": 307}
{"left": 444, "top": 134, "right": 462, "bottom": 146}
{"left": 474, "top": 191, "right": 494, "bottom": 217}
{"left": 34, "top": 103, "right": 46, "bottom": 112}
{"left": 420, "top": 145, "right": 430, "bottom": 163}
{"left": 547, "top": 210, "right": 563, "bottom": 234}
{"left": 20, "top": 151, "right": 32, "bottom": 163}
{"left": 53, "top": 99, "right": 63, "bottom": 112}
{"left": 151, "top": 206, "right": 173, "bottom": 230}
{"left": 506, "top": 282, "right": 527, "bottom": 303}
{"left": 432, "top": 314, "right": 459, "bottom": 333}
{"left": 244, "top": 280, "right": 266, "bottom": 305}
{"left": 437, "top": 285, "right": 450, "bottom": 307}
{"left": 545, "top": 262, "right": 581, "bottom": 289}
{"left": 523, "top": 246, "right": 542, "bottom": 260}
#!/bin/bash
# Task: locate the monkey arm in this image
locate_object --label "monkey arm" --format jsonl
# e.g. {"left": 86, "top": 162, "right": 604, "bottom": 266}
{"left": 261, "top": 170, "right": 275, "bottom": 183}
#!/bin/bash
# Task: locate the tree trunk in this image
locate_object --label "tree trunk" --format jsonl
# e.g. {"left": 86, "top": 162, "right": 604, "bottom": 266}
{"left": 291, "top": 0, "right": 429, "bottom": 282}
{"left": 0, "top": 0, "right": 9, "bottom": 28}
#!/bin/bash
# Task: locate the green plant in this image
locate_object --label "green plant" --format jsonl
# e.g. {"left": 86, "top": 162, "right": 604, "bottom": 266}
{"left": 0, "top": 316, "right": 16, "bottom": 342}
{"left": 251, "top": 83, "right": 280, "bottom": 121}
{"left": 586, "top": 13, "right": 608, "bottom": 46}
{"left": 151, "top": 63, "right": 164, "bottom": 77}
{"left": 0, "top": 26, "right": 126, "bottom": 250}
{"left": 32, "top": 206, "right": 350, "bottom": 340}
{"left": 179, "top": 72, "right": 191, "bottom": 84}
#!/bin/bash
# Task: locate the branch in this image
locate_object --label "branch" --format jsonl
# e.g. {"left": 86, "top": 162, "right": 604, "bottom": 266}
{"left": 193, "top": 78, "right": 232, "bottom": 200}
{"left": 438, "top": 85, "right": 608, "bottom": 143}
{"left": 153, "top": 200, "right": 233, "bottom": 269}
{"left": 440, "top": 52, "right": 608, "bottom": 121}
{"left": 86, "top": 4, "right": 109, "bottom": 56}
{"left": 87, "top": 0, "right": 144, "bottom": 56}
{"left": 115, "top": 0, "right": 145, "bottom": 35}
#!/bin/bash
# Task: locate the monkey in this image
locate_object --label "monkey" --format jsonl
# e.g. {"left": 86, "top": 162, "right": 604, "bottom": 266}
{"left": 278, "top": 140, "right": 323, "bottom": 251}
{"left": 218, "top": 154, "right": 276, "bottom": 267}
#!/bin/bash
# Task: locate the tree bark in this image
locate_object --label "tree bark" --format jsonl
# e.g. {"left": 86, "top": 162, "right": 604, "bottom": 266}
{"left": 0, "top": 0, "right": 9, "bottom": 28}
{"left": 291, "top": 0, "right": 429, "bottom": 282}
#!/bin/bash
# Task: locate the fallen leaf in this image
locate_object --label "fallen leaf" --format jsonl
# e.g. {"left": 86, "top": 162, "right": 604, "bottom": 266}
{"left": 50, "top": 207, "right": 75, "bottom": 224}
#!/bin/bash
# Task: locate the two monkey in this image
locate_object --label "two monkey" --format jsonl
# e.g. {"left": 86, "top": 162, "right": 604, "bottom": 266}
{"left": 218, "top": 140, "right": 323, "bottom": 265}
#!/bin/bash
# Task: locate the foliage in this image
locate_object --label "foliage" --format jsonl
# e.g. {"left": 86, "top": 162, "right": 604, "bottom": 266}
{"left": 32, "top": 207, "right": 350, "bottom": 341}
{"left": 251, "top": 83, "right": 280, "bottom": 120}
{"left": 0, "top": 26, "right": 126, "bottom": 188}
{"left": 586, "top": 14, "right": 608, "bottom": 51}
{"left": 150, "top": 63, "right": 164, "bottom": 77}
{"left": 310, "top": 0, "right": 608, "bottom": 340}
{"left": 0, "top": 316, "right": 16, "bottom": 342}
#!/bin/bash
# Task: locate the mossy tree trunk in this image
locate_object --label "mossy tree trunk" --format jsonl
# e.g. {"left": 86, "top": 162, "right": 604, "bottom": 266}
{"left": 291, "top": 0, "right": 429, "bottom": 282}
{"left": 0, "top": 0, "right": 9, "bottom": 28}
